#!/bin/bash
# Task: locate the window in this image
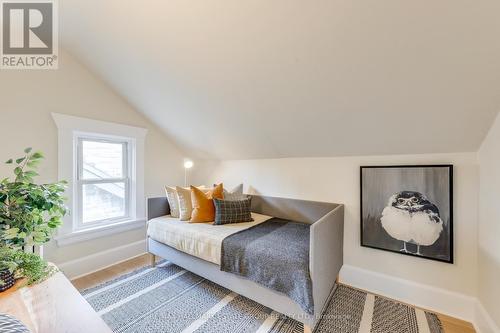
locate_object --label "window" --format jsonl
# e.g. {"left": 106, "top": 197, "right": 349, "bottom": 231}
{"left": 52, "top": 113, "right": 147, "bottom": 246}
{"left": 77, "top": 138, "right": 130, "bottom": 228}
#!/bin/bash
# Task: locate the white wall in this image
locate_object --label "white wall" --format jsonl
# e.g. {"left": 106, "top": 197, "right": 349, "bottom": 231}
{"left": 0, "top": 50, "right": 190, "bottom": 273}
{"left": 207, "top": 153, "right": 478, "bottom": 299}
{"left": 478, "top": 113, "right": 500, "bottom": 331}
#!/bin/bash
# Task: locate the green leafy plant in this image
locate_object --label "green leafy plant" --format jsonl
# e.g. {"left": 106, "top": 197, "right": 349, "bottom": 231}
{"left": 0, "top": 246, "right": 57, "bottom": 286}
{"left": 0, "top": 247, "right": 18, "bottom": 275}
{"left": 0, "top": 148, "right": 67, "bottom": 248}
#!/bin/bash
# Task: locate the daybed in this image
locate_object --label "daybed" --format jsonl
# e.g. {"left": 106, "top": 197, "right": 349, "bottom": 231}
{"left": 146, "top": 194, "right": 344, "bottom": 332}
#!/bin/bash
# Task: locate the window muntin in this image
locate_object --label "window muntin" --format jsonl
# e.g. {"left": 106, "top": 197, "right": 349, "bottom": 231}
{"left": 76, "top": 137, "right": 130, "bottom": 228}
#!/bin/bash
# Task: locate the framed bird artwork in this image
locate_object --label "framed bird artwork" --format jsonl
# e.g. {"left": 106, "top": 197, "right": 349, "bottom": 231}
{"left": 360, "top": 165, "right": 453, "bottom": 263}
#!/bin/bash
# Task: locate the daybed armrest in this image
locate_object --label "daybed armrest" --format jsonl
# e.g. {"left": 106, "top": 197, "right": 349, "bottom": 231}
{"left": 147, "top": 197, "right": 170, "bottom": 221}
{"left": 310, "top": 204, "right": 344, "bottom": 319}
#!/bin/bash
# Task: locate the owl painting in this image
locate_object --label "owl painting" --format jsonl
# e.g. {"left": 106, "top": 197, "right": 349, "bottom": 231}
{"left": 380, "top": 191, "right": 443, "bottom": 256}
{"left": 361, "top": 165, "right": 453, "bottom": 263}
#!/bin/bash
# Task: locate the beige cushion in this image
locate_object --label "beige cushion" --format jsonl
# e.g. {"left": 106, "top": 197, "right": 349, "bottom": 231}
{"left": 164, "top": 186, "right": 180, "bottom": 218}
{"left": 176, "top": 186, "right": 211, "bottom": 221}
{"left": 176, "top": 187, "right": 192, "bottom": 221}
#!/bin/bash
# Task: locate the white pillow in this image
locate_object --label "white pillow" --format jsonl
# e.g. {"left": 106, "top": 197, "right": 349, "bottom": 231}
{"left": 223, "top": 183, "right": 246, "bottom": 201}
{"left": 164, "top": 186, "right": 180, "bottom": 218}
{"left": 175, "top": 186, "right": 192, "bottom": 221}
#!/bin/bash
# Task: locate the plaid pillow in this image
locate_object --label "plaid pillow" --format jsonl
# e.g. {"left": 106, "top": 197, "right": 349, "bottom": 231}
{"left": 213, "top": 197, "right": 254, "bottom": 225}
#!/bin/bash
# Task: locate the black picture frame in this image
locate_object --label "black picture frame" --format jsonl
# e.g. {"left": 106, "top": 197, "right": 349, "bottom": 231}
{"left": 360, "top": 165, "right": 454, "bottom": 264}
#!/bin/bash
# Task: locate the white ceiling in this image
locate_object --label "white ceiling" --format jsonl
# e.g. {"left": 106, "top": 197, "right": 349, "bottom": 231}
{"left": 61, "top": 0, "right": 500, "bottom": 160}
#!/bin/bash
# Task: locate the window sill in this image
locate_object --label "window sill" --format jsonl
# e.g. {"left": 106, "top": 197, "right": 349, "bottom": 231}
{"left": 55, "top": 218, "right": 146, "bottom": 247}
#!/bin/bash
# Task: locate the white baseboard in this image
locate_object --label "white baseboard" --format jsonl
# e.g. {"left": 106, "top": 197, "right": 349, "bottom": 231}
{"left": 57, "top": 239, "right": 147, "bottom": 280}
{"left": 474, "top": 300, "right": 500, "bottom": 333}
{"left": 340, "top": 264, "right": 498, "bottom": 333}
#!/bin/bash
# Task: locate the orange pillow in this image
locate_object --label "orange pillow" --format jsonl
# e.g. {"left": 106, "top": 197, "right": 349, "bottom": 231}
{"left": 190, "top": 183, "right": 224, "bottom": 223}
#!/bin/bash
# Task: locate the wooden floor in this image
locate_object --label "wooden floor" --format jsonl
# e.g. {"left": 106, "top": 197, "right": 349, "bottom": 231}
{"left": 72, "top": 254, "right": 475, "bottom": 333}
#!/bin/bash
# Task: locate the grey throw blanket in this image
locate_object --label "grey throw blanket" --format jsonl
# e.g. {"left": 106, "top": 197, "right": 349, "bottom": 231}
{"left": 220, "top": 218, "right": 313, "bottom": 314}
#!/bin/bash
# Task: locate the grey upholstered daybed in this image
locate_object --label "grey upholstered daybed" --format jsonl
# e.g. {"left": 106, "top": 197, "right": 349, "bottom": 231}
{"left": 146, "top": 195, "right": 344, "bottom": 332}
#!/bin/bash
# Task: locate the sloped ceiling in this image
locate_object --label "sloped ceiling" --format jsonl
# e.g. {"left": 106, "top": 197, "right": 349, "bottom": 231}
{"left": 61, "top": 0, "right": 500, "bottom": 160}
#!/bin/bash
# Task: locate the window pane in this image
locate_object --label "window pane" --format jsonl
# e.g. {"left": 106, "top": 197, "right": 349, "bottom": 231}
{"left": 82, "top": 140, "right": 125, "bottom": 180}
{"left": 82, "top": 182, "right": 127, "bottom": 223}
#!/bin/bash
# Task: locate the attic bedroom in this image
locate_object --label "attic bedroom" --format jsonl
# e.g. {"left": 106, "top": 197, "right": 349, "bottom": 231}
{"left": 0, "top": 1, "right": 499, "bottom": 333}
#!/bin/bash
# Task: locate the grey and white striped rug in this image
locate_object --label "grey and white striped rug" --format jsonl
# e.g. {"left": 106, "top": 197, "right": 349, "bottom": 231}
{"left": 81, "top": 262, "right": 443, "bottom": 333}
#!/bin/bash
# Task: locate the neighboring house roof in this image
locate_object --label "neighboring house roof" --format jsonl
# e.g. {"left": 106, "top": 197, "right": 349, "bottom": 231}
{"left": 83, "top": 164, "right": 125, "bottom": 199}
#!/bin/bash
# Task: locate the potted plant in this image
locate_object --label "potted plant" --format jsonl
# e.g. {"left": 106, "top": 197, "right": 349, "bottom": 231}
{"left": 0, "top": 248, "right": 17, "bottom": 292}
{"left": 0, "top": 246, "right": 57, "bottom": 291}
{"left": 0, "top": 148, "right": 67, "bottom": 249}
{"left": 0, "top": 148, "right": 67, "bottom": 291}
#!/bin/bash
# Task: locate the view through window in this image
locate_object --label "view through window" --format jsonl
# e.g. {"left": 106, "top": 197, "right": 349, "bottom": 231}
{"left": 78, "top": 138, "right": 130, "bottom": 226}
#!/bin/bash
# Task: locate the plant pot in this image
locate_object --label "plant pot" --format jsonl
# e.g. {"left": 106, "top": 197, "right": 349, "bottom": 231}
{"left": 0, "top": 269, "right": 15, "bottom": 292}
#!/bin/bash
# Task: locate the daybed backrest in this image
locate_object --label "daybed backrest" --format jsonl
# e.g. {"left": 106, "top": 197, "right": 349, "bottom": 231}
{"left": 249, "top": 195, "right": 339, "bottom": 224}
{"left": 147, "top": 197, "right": 170, "bottom": 220}
{"left": 147, "top": 194, "right": 339, "bottom": 224}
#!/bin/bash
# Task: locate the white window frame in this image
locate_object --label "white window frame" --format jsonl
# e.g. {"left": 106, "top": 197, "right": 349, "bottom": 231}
{"left": 75, "top": 136, "right": 131, "bottom": 230}
{"left": 52, "top": 113, "right": 148, "bottom": 246}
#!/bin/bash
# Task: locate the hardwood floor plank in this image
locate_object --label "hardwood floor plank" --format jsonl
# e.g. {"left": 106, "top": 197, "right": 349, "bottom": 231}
{"left": 71, "top": 254, "right": 153, "bottom": 290}
{"left": 439, "top": 313, "right": 476, "bottom": 333}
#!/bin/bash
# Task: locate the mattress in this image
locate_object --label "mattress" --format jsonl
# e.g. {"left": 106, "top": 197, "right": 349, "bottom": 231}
{"left": 147, "top": 213, "right": 272, "bottom": 265}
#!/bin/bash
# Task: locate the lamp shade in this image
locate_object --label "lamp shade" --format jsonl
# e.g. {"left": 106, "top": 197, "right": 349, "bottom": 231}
{"left": 184, "top": 160, "right": 194, "bottom": 169}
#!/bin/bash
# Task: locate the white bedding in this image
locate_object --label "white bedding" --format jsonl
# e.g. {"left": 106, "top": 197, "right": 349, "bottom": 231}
{"left": 147, "top": 213, "right": 272, "bottom": 265}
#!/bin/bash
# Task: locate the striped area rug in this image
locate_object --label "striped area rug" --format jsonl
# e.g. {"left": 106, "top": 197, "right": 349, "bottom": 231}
{"left": 81, "top": 262, "right": 443, "bottom": 333}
